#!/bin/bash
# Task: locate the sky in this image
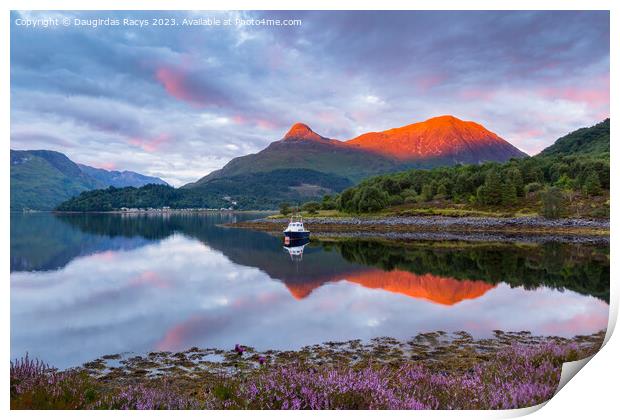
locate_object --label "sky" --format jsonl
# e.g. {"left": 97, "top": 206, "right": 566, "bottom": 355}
{"left": 10, "top": 10, "right": 610, "bottom": 186}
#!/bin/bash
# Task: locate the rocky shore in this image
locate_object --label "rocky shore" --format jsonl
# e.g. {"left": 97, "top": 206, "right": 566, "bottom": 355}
{"left": 228, "top": 216, "right": 609, "bottom": 243}
{"left": 10, "top": 331, "right": 605, "bottom": 410}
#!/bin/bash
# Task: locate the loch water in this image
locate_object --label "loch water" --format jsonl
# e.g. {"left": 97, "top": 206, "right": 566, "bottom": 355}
{"left": 10, "top": 212, "right": 609, "bottom": 368}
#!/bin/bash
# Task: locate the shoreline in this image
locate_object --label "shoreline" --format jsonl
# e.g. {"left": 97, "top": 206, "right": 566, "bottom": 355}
{"left": 227, "top": 215, "right": 610, "bottom": 243}
{"left": 11, "top": 330, "right": 605, "bottom": 410}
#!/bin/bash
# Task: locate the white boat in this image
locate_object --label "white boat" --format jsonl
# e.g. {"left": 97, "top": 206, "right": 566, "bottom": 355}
{"left": 283, "top": 214, "right": 310, "bottom": 242}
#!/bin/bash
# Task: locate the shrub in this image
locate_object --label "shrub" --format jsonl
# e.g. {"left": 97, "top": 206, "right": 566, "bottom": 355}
{"left": 301, "top": 201, "right": 321, "bottom": 214}
{"left": 279, "top": 203, "right": 291, "bottom": 215}
{"left": 524, "top": 182, "right": 543, "bottom": 194}
{"left": 583, "top": 171, "right": 602, "bottom": 196}
{"left": 540, "top": 187, "right": 565, "bottom": 219}
{"left": 357, "top": 186, "right": 388, "bottom": 212}
{"left": 501, "top": 180, "right": 517, "bottom": 206}
{"left": 389, "top": 195, "right": 404, "bottom": 206}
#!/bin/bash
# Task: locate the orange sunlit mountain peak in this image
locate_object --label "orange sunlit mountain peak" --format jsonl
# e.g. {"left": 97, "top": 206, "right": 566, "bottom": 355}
{"left": 346, "top": 115, "right": 528, "bottom": 162}
{"left": 282, "top": 122, "right": 328, "bottom": 142}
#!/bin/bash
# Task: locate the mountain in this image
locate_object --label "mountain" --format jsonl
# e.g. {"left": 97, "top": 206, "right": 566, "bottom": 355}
{"left": 186, "top": 123, "right": 400, "bottom": 187}
{"left": 538, "top": 118, "right": 609, "bottom": 158}
{"left": 11, "top": 150, "right": 104, "bottom": 211}
{"left": 347, "top": 115, "right": 528, "bottom": 163}
{"left": 10, "top": 149, "right": 168, "bottom": 211}
{"left": 183, "top": 116, "right": 527, "bottom": 204}
{"left": 78, "top": 164, "right": 168, "bottom": 188}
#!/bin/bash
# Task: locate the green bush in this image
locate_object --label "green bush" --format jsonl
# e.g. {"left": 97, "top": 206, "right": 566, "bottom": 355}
{"left": 583, "top": 171, "right": 602, "bottom": 196}
{"left": 540, "top": 187, "right": 565, "bottom": 219}
{"left": 389, "top": 194, "right": 404, "bottom": 206}
{"left": 301, "top": 201, "right": 321, "bottom": 214}
{"left": 524, "top": 182, "right": 543, "bottom": 194}
{"left": 356, "top": 186, "right": 388, "bottom": 213}
{"left": 279, "top": 202, "right": 291, "bottom": 215}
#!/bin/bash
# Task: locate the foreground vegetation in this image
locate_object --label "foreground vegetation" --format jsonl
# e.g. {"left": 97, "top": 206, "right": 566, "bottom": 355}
{"left": 11, "top": 330, "right": 604, "bottom": 410}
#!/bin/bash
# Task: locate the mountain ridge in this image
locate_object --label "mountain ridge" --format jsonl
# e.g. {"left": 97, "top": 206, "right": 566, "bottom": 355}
{"left": 10, "top": 149, "right": 168, "bottom": 211}
{"left": 187, "top": 115, "right": 527, "bottom": 190}
{"left": 78, "top": 164, "right": 169, "bottom": 188}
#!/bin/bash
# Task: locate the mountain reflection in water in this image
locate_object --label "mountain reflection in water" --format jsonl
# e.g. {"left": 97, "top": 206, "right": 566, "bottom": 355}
{"left": 10, "top": 213, "right": 609, "bottom": 368}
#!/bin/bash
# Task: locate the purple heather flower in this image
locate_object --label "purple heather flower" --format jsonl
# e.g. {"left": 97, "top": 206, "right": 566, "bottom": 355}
{"left": 234, "top": 344, "right": 245, "bottom": 355}
{"left": 258, "top": 356, "right": 266, "bottom": 365}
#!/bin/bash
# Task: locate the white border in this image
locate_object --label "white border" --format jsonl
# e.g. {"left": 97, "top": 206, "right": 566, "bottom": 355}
{"left": 2, "top": 1, "right": 616, "bottom": 419}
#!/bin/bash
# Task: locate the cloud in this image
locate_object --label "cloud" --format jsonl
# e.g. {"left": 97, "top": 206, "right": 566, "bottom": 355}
{"left": 10, "top": 10, "right": 609, "bottom": 185}
{"left": 155, "top": 65, "right": 230, "bottom": 108}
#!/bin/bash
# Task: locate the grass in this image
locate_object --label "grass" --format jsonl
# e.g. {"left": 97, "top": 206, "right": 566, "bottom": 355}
{"left": 11, "top": 330, "right": 605, "bottom": 410}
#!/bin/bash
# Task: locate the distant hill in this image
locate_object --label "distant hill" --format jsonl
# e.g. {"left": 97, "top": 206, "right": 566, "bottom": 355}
{"left": 56, "top": 169, "right": 353, "bottom": 211}
{"left": 78, "top": 164, "right": 168, "bottom": 188}
{"left": 538, "top": 118, "right": 610, "bottom": 158}
{"left": 10, "top": 149, "right": 168, "bottom": 211}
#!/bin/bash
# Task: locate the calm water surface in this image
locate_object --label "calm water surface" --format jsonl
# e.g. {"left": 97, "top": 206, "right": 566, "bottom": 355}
{"left": 11, "top": 213, "right": 609, "bottom": 368}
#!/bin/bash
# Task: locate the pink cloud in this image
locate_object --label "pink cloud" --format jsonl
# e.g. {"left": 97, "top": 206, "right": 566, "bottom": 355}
{"left": 513, "top": 128, "right": 545, "bottom": 140}
{"left": 255, "top": 119, "right": 277, "bottom": 130}
{"left": 155, "top": 67, "right": 201, "bottom": 106}
{"left": 539, "top": 86, "right": 609, "bottom": 108}
{"left": 415, "top": 74, "right": 445, "bottom": 92}
{"left": 537, "top": 75, "right": 609, "bottom": 108}
{"left": 155, "top": 65, "right": 229, "bottom": 108}
{"left": 128, "top": 133, "right": 171, "bottom": 153}
{"left": 231, "top": 114, "right": 277, "bottom": 130}
{"left": 232, "top": 114, "right": 246, "bottom": 125}
{"left": 459, "top": 88, "right": 497, "bottom": 101}
{"left": 97, "top": 161, "right": 117, "bottom": 170}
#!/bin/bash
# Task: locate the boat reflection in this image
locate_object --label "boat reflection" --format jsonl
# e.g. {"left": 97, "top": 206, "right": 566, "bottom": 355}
{"left": 283, "top": 238, "right": 310, "bottom": 262}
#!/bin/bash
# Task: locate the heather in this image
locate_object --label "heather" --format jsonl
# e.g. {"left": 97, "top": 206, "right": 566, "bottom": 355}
{"left": 11, "top": 330, "right": 604, "bottom": 410}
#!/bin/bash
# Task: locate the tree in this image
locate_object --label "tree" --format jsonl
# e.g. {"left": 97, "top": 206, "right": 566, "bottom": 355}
{"left": 501, "top": 180, "right": 517, "bottom": 206}
{"left": 540, "top": 187, "right": 565, "bottom": 219}
{"left": 583, "top": 171, "right": 602, "bottom": 196}
{"left": 524, "top": 182, "right": 543, "bottom": 194}
{"left": 356, "top": 186, "right": 388, "bottom": 213}
{"left": 478, "top": 170, "right": 502, "bottom": 205}
{"left": 338, "top": 188, "right": 357, "bottom": 213}
{"left": 435, "top": 183, "right": 448, "bottom": 199}
{"left": 555, "top": 174, "right": 575, "bottom": 190}
{"left": 279, "top": 202, "right": 291, "bottom": 215}
{"left": 321, "top": 194, "right": 337, "bottom": 210}
{"left": 301, "top": 201, "right": 321, "bottom": 214}
{"left": 453, "top": 173, "right": 472, "bottom": 198}
{"left": 389, "top": 194, "right": 404, "bottom": 206}
{"left": 421, "top": 184, "right": 434, "bottom": 202}
{"left": 506, "top": 168, "right": 524, "bottom": 197}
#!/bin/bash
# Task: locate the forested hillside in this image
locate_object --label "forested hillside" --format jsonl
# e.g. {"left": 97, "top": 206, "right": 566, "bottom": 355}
{"left": 319, "top": 119, "right": 610, "bottom": 219}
